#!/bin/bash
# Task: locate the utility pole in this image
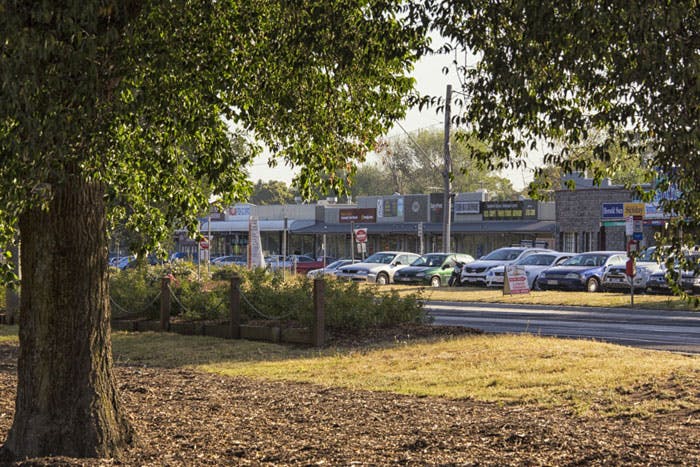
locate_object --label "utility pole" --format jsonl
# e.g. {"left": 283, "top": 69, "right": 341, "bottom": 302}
{"left": 442, "top": 84, "right": 452, "bottom": 252}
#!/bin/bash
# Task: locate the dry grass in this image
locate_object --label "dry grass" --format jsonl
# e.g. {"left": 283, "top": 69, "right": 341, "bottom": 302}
{"left": 387, "top": 285, "right": 698, "bottom": 310}
{"left": 107, "top": 331, "right": 700, "bottom": 418}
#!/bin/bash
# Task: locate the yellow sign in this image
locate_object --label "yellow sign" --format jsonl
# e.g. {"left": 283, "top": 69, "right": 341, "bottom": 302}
{"left": 623, "top": 203, "right": 645, "bottom": 218}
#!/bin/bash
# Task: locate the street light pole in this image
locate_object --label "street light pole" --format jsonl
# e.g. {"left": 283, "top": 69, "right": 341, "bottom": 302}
{"left": 442, "top": 84, "right": 452, "bottom": 252}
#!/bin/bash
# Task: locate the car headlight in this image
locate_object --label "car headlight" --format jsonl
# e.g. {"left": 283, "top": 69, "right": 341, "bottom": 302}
{"left": 416, "top": 272, "right": 425, "bottom": 277}
{"left": 565, "top": 273, "right": 580, "bottom": 280}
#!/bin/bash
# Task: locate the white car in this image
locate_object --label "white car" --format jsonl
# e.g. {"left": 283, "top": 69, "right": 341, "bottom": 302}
{"left": 484, "top": 252, "right": 574, "bottom": 289}
{"left": 602, "top": 246, "right": 664, "bottom": 292}
{"left": 306, "top": 259, "right": 360, "bottom": 278}
{"left": 335, "top": 251, "right": 420, "bottom": 285}
{"left": 460, "top": 247, "right": 555, "bottom": 286}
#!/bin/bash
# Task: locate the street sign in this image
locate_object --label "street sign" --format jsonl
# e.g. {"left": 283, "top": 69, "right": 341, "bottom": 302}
{"left": 354, "top": 227, "right": 368, "bottom": 243}
{"left": 199, "top": 239, "right": 209, "bottom": 250}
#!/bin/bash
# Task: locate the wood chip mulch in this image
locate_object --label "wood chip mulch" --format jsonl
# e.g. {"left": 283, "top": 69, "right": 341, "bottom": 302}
{"left": 0, "top": 327, "right": 699, "bottom": 466}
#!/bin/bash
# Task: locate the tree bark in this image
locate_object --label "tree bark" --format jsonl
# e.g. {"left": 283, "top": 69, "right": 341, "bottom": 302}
{"left": 1, "top": 174, "right": 134, "bottom": 460}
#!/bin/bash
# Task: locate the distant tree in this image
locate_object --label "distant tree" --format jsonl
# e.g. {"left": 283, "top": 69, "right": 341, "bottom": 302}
{"left": 374, "top": 129, "right": 519, "bottom": 198}
{"left": 350, "top": 163, "right": 392, "bottom": 196}
{"left": 530, "top": 132, "right": 656, "bottom": 198}
{"left": 249, "top": 180, "right": 296, "bottom": 205}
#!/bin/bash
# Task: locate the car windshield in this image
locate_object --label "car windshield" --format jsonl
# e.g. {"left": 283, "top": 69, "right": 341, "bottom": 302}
{"left": 363, "top": 253, "right": 397, "bottom": 264}
{"left": 411, "top": 254, "right": 447, "bottom": 267}
{"left": 483, "top": 248, "right": 524, "bottom": 261}
{"left": 517, "top": 254, "right": 555, "bottom": 266}
{"left": 325, "top": 260, "right": 347, "bottom": 269}
{"left": 562, "top": 254, "right": 608, "bottom": 267}
{"left": 638, "top": 247, "right": 657, "bottom": 262}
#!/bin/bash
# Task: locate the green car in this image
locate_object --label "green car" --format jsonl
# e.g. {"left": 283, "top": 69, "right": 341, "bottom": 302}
{"left": 393, "top": 252, "right": 474, "bottom": 287}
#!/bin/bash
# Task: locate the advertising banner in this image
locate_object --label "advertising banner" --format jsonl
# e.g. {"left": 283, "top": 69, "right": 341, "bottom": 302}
{"left": 503, "top": 265, "right": 530, "bottom": 295}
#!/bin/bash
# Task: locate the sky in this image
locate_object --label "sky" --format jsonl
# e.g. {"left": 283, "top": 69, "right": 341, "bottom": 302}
{"left": 247, "top": 48, "right": 539, "bottom": 192}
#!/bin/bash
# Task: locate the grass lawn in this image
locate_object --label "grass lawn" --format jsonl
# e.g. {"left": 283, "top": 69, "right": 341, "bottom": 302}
{"left": 107, "top": 330, "right": 700, "bottom": 418}
{"left": 388, "top": 285, "right": 699, "bottom": 311}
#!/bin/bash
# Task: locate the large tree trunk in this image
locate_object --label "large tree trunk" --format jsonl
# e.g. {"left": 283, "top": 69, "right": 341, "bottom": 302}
{"left": 1, "top": 174, "right": 134, "bottom": 460}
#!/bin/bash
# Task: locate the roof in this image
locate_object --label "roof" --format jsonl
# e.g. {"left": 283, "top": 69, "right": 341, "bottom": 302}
{"left": 292, "top": 221, "right": 556, "bottom": 235}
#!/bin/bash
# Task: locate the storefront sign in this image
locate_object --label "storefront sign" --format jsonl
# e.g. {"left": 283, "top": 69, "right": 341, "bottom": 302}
{"left": 429, "top": 193, "right": 444, "bottom": 223}
{"left": 404, "top": 195, "right": 429, "bottom": 222}
{"left": 454, "top": 201, "right": 481, "bottom": 215}
{"left": 602, "top": 203, "right": 624, "bottom": 219}
{"left": 482, "top": 201, "right": 537, "bottom": 220}
{"left": 623, "top": 203, "right": 645, "bottom": 218}
{"left": 339, "top": 208, "right": 376, "bottom": 223}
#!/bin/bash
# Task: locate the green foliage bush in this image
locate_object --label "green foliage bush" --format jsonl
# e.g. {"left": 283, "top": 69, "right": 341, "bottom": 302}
{"left": 110, "top": 264, "right": 426, "bottom": 331}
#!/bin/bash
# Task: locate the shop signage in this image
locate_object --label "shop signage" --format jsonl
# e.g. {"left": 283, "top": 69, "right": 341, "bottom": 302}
{"left": 454, "top": 201, "right": 481, "bottom": 215}
{"left": 623, "top": 203, "right": 645, "bottom": 218}
{"left": 602, "top": 203, "right": 624, "bottom": 219}
{"left": 482, "top": 201, "right": 537, "bottom": 220}
{"left": 429, "top": 193, "right": 444, "bottom": 223}
{"left": 377, "top": 197, "right": 403, "bottom": 218}
{"left": 339, "top": 208, "right": 376, "bottom": 223}
{"left": 404, "top": 195, "right": 428, "bottom": 222}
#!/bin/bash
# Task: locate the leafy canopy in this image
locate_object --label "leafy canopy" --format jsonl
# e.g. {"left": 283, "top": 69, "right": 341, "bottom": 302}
{"left": 0, "top": 0, "right": 425, "bottom": 271}
{"left": 417, "top": 0, "right": 699, "bottom": 281}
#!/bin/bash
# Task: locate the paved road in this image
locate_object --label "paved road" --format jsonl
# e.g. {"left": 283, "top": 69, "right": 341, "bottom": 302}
{"left": 424, "top": 301, "right": 700, "bottom": 354}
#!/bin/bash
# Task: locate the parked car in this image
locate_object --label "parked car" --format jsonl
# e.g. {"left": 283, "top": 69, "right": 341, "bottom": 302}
{"left": 460, "top": 247, "right": 554, "bottom": 286}
{"left": 536, "top": 251, "right": 627, "bottom": 292}
{"left": 393, "top": 252, "right": 475, "bottom": 287}
{"left": 306, "top": 259, "right": 359, "bottom": 278}
{"left": 335, "top": 251, "right": 421, "bottom": 285}
{"left": 211, "top": 255, "right": 247, "bottom": 266}
{"left": 484, "top": 252, "right": 574, "bottom": 289}
{"left": 646, "top": 251, "right": 700, "bottom": 295}
{"left": 602, "top": 246, "right": 664, "bottom": 292}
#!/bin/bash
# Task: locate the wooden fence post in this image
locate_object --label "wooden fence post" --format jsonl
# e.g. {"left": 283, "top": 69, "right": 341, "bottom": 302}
{"left": 229, "top": 274, "right": 241, "bottom": 339}
{"left": 313, "top": 277, "right": 325, "bottom": 347}
{"left": 160, "top": 276, "right": 171, "bottom": 331}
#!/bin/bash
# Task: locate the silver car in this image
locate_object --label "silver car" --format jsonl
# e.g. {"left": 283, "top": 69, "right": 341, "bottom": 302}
{"left": 335, "top": 251, "right": 420, "bottom": 285}
{"left": 461, "top": 247, "right": 555, "bottom": 286}
{"left": 484, "top": 252, "right": 573, "bottom": 289}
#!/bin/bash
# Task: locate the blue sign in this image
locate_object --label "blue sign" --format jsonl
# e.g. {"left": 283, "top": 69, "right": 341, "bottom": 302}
{"left": 601, "top": 203, "right": 624, "bottom": 219}
{"left": 633, "top": 232, "right": 643, "bottom": 241}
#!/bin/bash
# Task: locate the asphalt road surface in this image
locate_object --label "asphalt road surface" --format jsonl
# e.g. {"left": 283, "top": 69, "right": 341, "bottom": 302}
{"left": 425, "top": 301, "right": 700, "bottom": 354}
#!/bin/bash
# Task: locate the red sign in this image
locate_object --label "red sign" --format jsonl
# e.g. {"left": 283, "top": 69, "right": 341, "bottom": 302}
{"left": 199, "top": 239, "right": 209, "bottom": 250}
{"left": 354, "top": 228, "right": 368, "bottom": 243}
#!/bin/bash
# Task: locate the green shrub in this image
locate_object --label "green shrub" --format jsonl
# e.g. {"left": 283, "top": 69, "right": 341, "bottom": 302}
{"left": 109, "top": 264, "right": 426, "bottom": 331}
{"left": 109, "top": 267, "right": 161, "bottom": 319}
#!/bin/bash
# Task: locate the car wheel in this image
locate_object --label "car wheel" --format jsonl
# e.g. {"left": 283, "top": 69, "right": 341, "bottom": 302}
{"left": 430, "top": 276, "right": 441, "bottom": 288}
{"left": 586, "top": 277, "right": 600, "bottom": 293}
{"left": 376, "top": 273, "right": 389, "bottom": 285}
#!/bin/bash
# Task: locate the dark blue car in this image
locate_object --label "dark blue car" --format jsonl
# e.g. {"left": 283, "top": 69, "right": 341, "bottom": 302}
{"left": 536, "top": 251, "right": 627, "bottom": 292}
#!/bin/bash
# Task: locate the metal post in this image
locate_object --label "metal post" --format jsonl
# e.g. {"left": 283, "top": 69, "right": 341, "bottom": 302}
{"left": 442, "top": 84, "right": 453, "bottom": 252}
{"left": 160, "top": 276, "right": 171, "bottom": 331}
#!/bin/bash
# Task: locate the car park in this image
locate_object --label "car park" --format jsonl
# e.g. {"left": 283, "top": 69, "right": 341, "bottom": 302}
{"left": 335, "top": 251, "right": 420, "bottom": 285}
{"left": 484, "top": 252, "right": 573, "bottom": 289}
{"left": 536, "top": 251, "right": 627, "bottom": 292}
{"left": 393, "top": 252, "right": 475, "bottom": 287}
{"left": 602, "top": 246, "right": 664, "bottom": 292}
{"left": 460, "top": 247, "right": 554, "bottom": 286}
{"left": 306, "top": 259, "right": 359, "bottom": 278}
